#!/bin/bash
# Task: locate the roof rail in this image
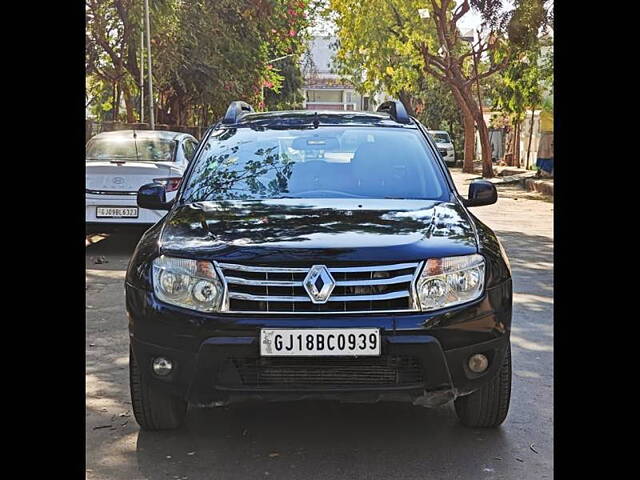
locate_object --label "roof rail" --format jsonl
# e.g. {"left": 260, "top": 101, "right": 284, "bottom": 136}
{"left": 221, "top": 101, "right": 255, "bottom": 125}
{"left": 376, "top": 100, "right": 411, "bottom": 124}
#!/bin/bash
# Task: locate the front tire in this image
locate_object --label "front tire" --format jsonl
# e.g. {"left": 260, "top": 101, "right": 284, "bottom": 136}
{"left": 129, "top": 347, "right": 187, "bottom": 431}
{"left": 454, "top": 343, "right": 512, "bottom": 428}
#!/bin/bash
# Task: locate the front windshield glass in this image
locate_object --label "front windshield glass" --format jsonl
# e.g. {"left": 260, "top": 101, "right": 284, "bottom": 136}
{"left": 430, "top": 132, "right": 451, "bottom": 144}
{"left": 180, "top": 126, "right": 447, "bottom": 202}
{"left": 86, "top": 137, "right": 176, "bottom": 162}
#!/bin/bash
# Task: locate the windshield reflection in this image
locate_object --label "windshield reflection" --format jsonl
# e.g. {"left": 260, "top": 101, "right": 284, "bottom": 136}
{"left": 180, "top": 127, "right": 447, "bottom": 203}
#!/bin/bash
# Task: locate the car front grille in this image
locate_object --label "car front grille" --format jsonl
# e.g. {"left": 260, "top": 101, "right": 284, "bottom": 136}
{"left": 438, "top": 148, "right": 448, "bottom": 157}
{"left": 215, "top": 262, "right": 422, "bottom": 314}
{"left": 216, "top": 355, "right": 425, "bottom": 389}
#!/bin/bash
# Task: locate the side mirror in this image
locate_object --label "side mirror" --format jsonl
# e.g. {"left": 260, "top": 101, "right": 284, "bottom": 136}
{"left": 463, "top": 180, "right": 497, "bottom": 207}
{"left": 137, "top": 183, "right": 173, "bottom": 211}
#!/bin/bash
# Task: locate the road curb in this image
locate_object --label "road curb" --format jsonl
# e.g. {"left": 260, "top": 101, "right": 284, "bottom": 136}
{"left": 521, "top": 178, "right": 554, "bottom": 196}
{"left": 485, "top": 171, "right": 538, "bottom": 185}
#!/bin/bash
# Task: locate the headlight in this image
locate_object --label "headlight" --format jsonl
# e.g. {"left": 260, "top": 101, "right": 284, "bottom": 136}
{"left": 152, "top": 255, "right": 223, "bottom": 312}
{"left": 416, "top": 254, "right": 485, "bottom": 311}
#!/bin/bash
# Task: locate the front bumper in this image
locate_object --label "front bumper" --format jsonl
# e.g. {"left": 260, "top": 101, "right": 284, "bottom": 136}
{"left": 131, "top": 334, "right": 508, "bottom": 407}
{"left": 127, "top": 279, "right": 511, "bottom": 407}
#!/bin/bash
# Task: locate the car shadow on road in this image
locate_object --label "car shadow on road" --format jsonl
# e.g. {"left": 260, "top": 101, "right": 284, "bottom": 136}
{"left": 134, "top": 400, "right": 512, "bottom": 480}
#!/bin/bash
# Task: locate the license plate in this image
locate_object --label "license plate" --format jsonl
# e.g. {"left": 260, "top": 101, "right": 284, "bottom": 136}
{"left": 96, "top": 207, "right": 138, "bottom": 218}
{"left": 260, "top": 328, "right": 380, "bottom": 357}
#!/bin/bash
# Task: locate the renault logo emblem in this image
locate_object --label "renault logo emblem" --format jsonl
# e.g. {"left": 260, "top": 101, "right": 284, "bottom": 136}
{"left": 303, "top": 265, "right": 336, "bottom": 304}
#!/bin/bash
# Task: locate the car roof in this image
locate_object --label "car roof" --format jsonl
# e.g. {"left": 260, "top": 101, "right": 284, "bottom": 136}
{"left": 89, "top": 130, "right": 193, "bottom": 141}
{"left": 228, "top": 110, "right": 417, "bottom": 129}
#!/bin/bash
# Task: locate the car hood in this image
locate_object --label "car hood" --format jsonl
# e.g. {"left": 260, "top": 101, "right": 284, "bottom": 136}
{"left": 158, "top": 198, "right": 478, "bottom": 264}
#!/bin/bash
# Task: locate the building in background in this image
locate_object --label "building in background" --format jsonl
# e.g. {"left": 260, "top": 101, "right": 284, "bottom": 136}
{"left": 301, "top": 36, "right": 388, "bottom": 112}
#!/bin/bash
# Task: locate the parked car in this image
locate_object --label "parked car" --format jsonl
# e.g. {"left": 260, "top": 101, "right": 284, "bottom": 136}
{"left": 86, "top": 130, "right": 199, "bottom": 227}
{"left": 428, "top": 130, "right": 456, "bottom": 166}
{"left": 126, "top": 101, "right": 512, "bottom": 431}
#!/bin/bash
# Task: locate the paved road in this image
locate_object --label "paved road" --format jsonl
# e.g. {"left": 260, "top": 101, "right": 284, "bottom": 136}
{"left": 86, "top": 169, "right": 553, "bottom": 480}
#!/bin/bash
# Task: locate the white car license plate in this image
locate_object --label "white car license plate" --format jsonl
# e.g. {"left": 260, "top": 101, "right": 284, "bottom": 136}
{"left": 260, "top": 328, "right": 380, "bottom": 357}
{"left": 96, "top": 207, "right": 139, "bottom": 218}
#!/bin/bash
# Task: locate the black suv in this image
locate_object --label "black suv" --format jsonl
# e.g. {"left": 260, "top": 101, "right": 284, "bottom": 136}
{"left": 126, "top": 101, "right": 512, "bottom": 430}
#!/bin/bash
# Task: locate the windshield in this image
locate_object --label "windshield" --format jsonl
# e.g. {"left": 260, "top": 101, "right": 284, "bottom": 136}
{"left": 86, "top": 137, "right": 176, "bottom": 162}
{"left": 430, "top": 132, "right": 451, "bottom": 144}
{"left": 180, "top": 126, "right": 448, "bottom": 202}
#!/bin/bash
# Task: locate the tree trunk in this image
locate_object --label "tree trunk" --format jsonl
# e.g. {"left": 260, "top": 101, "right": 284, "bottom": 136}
{"left": 455, "top": 87, "right": 488, "bottom": 175}
{"left": 450, "top": 87, "right": 475, "bottom": 173}
{"left": 508, "top": 119, "right": 516, "bottom": 167}
{"left": 477, "top": 120, "right": 493, "bottom": 178}
{"left": 503, "top": 127, "right": 511, "bottom": 165}
{"left": 112, "top": 82, "right": 118, "bottom": 121}
{"left": 157, "top": 91, "right": 165, "bottom": 124}
{"left": 462, "top": 110, "right": 475, "bottom": 173}
{"left": 115, "top": 81, "right": 122, "bottom": 122}
{"left": 452, "top": 81, "right": 494, "bottom": 178}
{"left": 513, "top": 120, "right": 520, "bottom": 168}
{"left": 122, "top": 82, "right": 136, "bottom": 123}
{"left": 526, "top": 107, "right": 536, "bottom": 169}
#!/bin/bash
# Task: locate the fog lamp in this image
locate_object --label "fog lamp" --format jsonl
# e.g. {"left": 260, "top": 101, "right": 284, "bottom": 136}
{"left": 152, "top": 357, "right": 173, "bottom": 376}
{"left": 468, "top": 353, "right": 489, "bottom": 373}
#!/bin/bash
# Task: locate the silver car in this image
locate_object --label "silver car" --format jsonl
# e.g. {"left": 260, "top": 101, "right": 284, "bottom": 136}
{"left": 428, "top": 130, "right": 456, "bottom": 167}
{"left": 85, "top": 130, "right": 198, "bottom": 226}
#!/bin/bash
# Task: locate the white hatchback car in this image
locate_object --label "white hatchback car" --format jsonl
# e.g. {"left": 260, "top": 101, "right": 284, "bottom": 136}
{"left": 427, "top": 130, "right": 456, "bottom": 167}
{"left": 86, "top": 130, "right": 198, "bottom": 226}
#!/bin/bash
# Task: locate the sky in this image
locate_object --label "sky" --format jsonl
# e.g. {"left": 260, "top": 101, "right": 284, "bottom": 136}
{"left": 458, "top": 8, "right": 484, "bottom": 32}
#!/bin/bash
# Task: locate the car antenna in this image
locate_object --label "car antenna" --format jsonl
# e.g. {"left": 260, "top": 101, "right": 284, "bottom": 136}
{"left": 132, "top": 128, "right": 140, "bottom": 161}
{"left": 312, "top": 111, "right": 319, "bottom": 129}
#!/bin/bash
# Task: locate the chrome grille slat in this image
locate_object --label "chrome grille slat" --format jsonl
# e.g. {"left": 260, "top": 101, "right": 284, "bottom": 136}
{"left": 217, "top": 263, "right": 308, "bottom": 273}
{"left": 228, "top": 293, "right": 317, "bottom": 302}
{"left": 225, "top": 275, "right": 413, "bottom": 287}
{"left": 225, "top": 276, "right": 303, "bottom": 287}
{"left": 328, "top": 263, "right": 419, "bottom": 273}
{"left": 216, "top": 261, "right": 422, "bottom": 314}
{"left": 228, "top": 290, "right": 411, "bottom": 303}
{"left": 335, "top": 274, "right": 414, "bottom": 287}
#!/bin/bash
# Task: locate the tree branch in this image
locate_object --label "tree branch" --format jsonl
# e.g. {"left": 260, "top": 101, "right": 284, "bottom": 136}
{"left": 416, "top": 42, "right": 448, "bottom": 83}
{"left": 414, "top": 41, "right": 447, "bottom": 73}
{"left": 466, "top": 53, "right": 511, "bottom": 86}
{"left": 452, "top": 0, "right": 470, "bottom": 26}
